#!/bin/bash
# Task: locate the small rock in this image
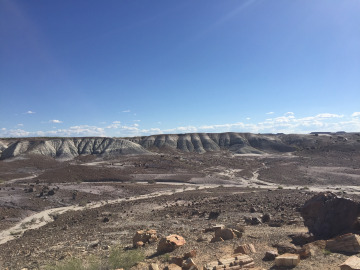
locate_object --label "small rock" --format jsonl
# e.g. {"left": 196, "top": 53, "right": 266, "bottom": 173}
{"left": 275, "top": 253, "right": 300, "bottom": 267}
{"left": 289, "top": 233, "right": 314, "bottom": 246}
{"left": 215, "top": 228, "right": 235, "bottom": 241}
{"left": 149, "top": 263, "right": 159, "bottom": 270}
{"left": 210, "top": 236, "right": 224, "bottom": 243}
{"left": 169, "top": 257, "right": 183, "bottom": 267}
{"left": 261, "top": 213, "right": 271, "bottom": 223}
{"left": 274, "top": 242, "right": 299, "bottom": 254}
{"left": 183, "top": 250, "right": 197, "bottom": 259}
{"left": 234, "top": 244, "right": 256, "bottom": 254}
{"left": 103, "top": 217, "right": 110, "bottom": 223}
{"left": 133, "top": 229, "right": 157, "bottom": 248}
{"left": 263, "top": 250, "right": 278, "bottom": 261}
{"left": 340, "top": 255, "right": 360, "bottom": 270}
{"left": 208, "top": 211, "right": 220, "bottom": 220}
{"left": 164, "top": 264, "right": 182, "bottom": 270}
{"left": 182, "top": 258, "right": 196, "bottom": 270}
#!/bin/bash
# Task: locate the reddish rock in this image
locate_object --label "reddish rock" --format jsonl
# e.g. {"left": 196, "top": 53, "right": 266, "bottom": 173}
{"left": 183, "top": 250, "right": 197, "bottom": 259}
{"left": 340, "top": 255, "right": 360, "bottom": 270}
{"left": 157, "top": 235, "right": 186, "bottom": 254}
{"left": 234, "top": 244, "right": 256, "bottom": 254}
{"left": 133, "top": 229, "right": 157, "bottom": 247}
{"left": 275, "top": 253, "right": 300, "bottom": 267}
{"left": 326, "top": 233, "right": 360, "bottom": 254}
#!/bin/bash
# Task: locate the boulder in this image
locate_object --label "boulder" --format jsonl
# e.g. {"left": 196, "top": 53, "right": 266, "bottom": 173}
{"left": 274, "top": 253, "right": 300, "bottom": 267}
{"left": 340, "top": 256, "right": 360, "bottom": 270}
{"left": 301, "top": 192, "right": 360, "bottom": 239}
{"left": 157, "top": 234, "right": 186, "bottom": 254}
{"left": 326, "top": 233, "right": 360, "bottom": 254}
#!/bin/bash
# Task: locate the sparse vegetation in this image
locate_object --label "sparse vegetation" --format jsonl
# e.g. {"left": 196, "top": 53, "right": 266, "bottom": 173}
{"left": 277, "top": 186, "right": 283, "bottom": 189}
{"left": 108, "top": 247, "right": 145, "bottom": 270}
{"left": 44, "top": 248, "right": 144, "bottom": 270}
{"left": 45, "top": 256, "right": 104, "bottom": 270}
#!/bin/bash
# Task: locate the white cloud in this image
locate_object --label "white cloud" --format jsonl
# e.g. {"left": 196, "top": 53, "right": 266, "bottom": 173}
{"left": 25, "top": 110, "right": 35, "bottom": 114}
{"left": 122, "top": 110, "right": 130, "bottom": 113}
{"left": 246, "top": 117, "right": 251, "bottom": 120}
{"left": 1, "top": 112, "right": 359, "bottom": 138}
{"left": 285, "top": 112, "right": 294, "bottom": 116}
{"left": 316, "top": 113, "right": 343, "bottom": 118}
{"left": 266, "top": 112, "right": 274, "bottom": 115}
{"left": 49, "top": 120, "right": 63, "bottom": 124}
{"left": 17, "top": 123, "right": 24, "bottom": 126}
{"left": 106, "top": 121, "right": 121, "bottom": 129}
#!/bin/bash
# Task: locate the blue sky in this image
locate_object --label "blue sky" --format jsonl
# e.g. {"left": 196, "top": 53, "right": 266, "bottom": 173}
{"left": 1, "top": 0, "right": 359, "bottom": 137}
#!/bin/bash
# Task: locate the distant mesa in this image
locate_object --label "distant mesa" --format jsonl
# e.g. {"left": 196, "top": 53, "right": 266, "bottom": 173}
{"left": 0, "top": 131, "right": 358, "bottom": 160}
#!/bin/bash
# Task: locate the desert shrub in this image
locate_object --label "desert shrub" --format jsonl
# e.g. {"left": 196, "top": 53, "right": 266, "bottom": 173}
{"left": 46, "top": 258, "right": 83, "bottom": 270}
{"left": 277, "top": 186, "right": 283, "bottom": 189}
{"left": 45, "top": 256, "right": 103, "bottom": 270}
{"left": 108, "top": 247, "right": 145, "bottom": 270}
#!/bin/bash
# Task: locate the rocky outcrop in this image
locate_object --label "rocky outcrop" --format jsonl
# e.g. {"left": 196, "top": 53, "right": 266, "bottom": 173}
{"left": 0, "top": 137, "right": 149, "bottom": 160}
{"left": 128, "top": 132, "right": 296, "bottom": 154}
{"left": 301, "top": 192, "right": 360, "bottom": 239}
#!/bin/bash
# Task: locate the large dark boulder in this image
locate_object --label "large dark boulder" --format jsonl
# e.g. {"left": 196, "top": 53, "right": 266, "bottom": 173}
{"left": 301, "top": 192, "right": 360, "bottom": 239}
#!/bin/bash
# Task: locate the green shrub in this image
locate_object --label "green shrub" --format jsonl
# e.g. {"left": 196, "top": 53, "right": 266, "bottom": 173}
{"left": 45, "top": 256, "right": 103, "bottom": 270}
{"left": 108, "top": 247, "right": 145, "bottom": 270}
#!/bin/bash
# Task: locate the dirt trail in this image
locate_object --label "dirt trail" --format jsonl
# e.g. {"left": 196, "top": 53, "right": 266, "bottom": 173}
{"left": 0, "top": 184, "right": 217, "bottom": 245}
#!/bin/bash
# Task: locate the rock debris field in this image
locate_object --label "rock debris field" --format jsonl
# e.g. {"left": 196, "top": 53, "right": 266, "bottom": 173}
{"left": 1, "top": 132, "right": 360, "bottom": 269}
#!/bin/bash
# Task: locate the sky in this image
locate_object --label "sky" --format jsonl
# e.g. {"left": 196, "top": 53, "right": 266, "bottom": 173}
{"left": 0, "top": 0, "right": 359, "bottom": 137}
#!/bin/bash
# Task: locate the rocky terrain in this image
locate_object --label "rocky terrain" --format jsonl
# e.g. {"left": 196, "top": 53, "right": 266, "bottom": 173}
{"left": 1, "top": 132, "right": 360, "bottom": 270}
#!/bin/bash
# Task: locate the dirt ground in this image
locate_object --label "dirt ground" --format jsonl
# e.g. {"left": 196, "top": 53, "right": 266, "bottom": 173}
{"left": 1, "top": 146, "right": 360, "bottom": 269}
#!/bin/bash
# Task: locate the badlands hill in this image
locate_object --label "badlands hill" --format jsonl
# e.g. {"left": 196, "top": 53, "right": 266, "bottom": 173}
{"left": 0, "top": 132, "right": 359, "bottom": 160}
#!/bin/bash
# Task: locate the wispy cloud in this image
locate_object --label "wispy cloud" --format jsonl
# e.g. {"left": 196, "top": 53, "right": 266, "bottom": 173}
{"left": 122, "top": 110, "right": 130, "bottom": 113}
{"left": 266, "top": 112, "right": 274, "bottom": 115}
{"left": 49, "top": 120, "right": 63, "bottom": 124}
{"left": 1, "top": 112, "right": 359, "bottom": 138}
{"left": 17, "top": 123, "right": 24, "bottom": 126}
{"left": 25, "top": 110, "right": 35, "bottom": 114}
